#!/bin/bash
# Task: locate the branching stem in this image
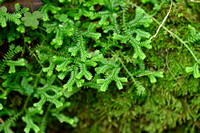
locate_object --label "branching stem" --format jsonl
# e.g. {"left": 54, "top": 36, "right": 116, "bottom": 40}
{"left": 111, "top": 51, "right": 137, "bottom": 83}
{"left": 150, "top": 0, "right": 173, "bottom": 40}
{"left": 126, "top": 1, "right": 200, "bottom": 64}
{"left": 189, "top": 0, "right": 200, "bottom": 3}
{"left": 40, "top": 103, "right": 52, "bottom": 133}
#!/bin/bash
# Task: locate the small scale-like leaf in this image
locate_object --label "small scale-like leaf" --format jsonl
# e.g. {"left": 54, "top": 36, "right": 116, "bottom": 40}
{"left": 97, "top": 68, "right": 127, "bottom": 91}
{"left": 185, "top": 63, "right": 200, "bottom": 78}
{"left": 194, "top": 63, "right": 200, "bottom": 78}
{"left": 0, "top": 103, "right": 3, "bottom": 110}
{"left": 185, "top": 67, "right": 193, "bottom": 73}
{"left": 63, "top": 67, "right": 85, "bottom": 91}
{"left": 76, "top": 63, "right": 93, "bottom": 80}
{"left": 68, "top": 36, "right": 91, "bottom": 61}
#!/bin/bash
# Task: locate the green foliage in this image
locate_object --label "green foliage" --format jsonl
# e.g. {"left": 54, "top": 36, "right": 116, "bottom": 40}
{"left": 140, "top": 0, "right": 169, "bottom": 11}
{"left": 1, "top": 0, "right": 199, "bottom": 133}
{"left": 33, "top": 75, "right": 63, "bottom": 110}
{"left": 132, "top": 59, "right": 163, "bottom": 83}
{"left": 187, "top": 25, "right": 200, "bottom": 44}
{"left": 6, "top": 58, "right": 26, "bottom": 73}
{"left": 51, "top": 101, "right": 78, "bottom": 127}
{"left": 21, "top": 11, "right": 43, "bottom": 28}
{"left": 184, "top": 25, "right": 200, "bottom": 78}
{"left": 0, "top": 111, "right": 23, "bottom": 133}
{"left": 0, "top": 3, "right": 29, "bottom": 27}
{"left": 40, "top": 4, "right": 61, "bottom": 21}
{"left": 113, "top": 7, "right": 152, "bottom": 59}
{"left": 185, "top": 62, "right": 200, "bottom": 78}
{"left": 22, "top": 107, "right": 43, "bottom": 133}
{"left": 0, "top": 6, "right": 21, "bottom": 27}
{"left": 0, "top": 44, "right": 23, "bottom": 75}
{"left": 43, "top": 14, "right": 74, "bottom": 48}
{"left": 97, "top": 68, "right": 128, "bottom": 91}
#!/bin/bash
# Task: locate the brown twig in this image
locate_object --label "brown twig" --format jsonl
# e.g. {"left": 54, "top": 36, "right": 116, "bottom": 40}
{"left": 126, "top": 1, "right": 200, "bottom": 64}
{"left": 150, "top": 0, "right": 173, "bottom": 40}
{"left": 189, "top": 0, "right": 200, "bottom": 3}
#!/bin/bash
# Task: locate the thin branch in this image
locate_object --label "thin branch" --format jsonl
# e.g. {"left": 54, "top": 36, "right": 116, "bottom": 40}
{"left": 111, "top": 51, "right": 137, "bottom": 83}
{"left": 189, "top": 0, "right": 200, "bottom": 3}
{"left": 149, "top": 17, "right": 200, "bottom": 64}
{"left": 26, "top": 45, "right": 44, "bottom": 68}
{"left": 126, "top": 1, "right": 200, "bottom": 64}
{"left": 40, "top": 103, "right": 52, "bottom": 133}
{"left": 28, "top": 0, "right": 33, "bottom": 12}
{"left": 136, "top": 71, "right": 159, "bottom": 77}
{"left": 150, "top": 0, "right": 173, "bottom": 40}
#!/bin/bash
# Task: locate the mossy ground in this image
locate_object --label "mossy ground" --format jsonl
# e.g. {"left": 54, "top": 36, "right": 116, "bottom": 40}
{"left": 55, "top": 1, "right": 200, "bottom": 133}
{"left": 0, "top": 0, "right": 200, "bottom": 133}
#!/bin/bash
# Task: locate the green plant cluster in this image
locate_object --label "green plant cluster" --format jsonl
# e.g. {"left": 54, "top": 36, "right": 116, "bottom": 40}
{"left": 0, "top": 0, "right": 200, "bottom": 133}
{"left": 70, "top": 1, "right": 200, "bottom": 133}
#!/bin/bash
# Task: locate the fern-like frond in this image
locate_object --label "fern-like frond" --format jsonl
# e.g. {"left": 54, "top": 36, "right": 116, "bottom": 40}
{"left": 51, "top": 101, "right": 78, "bottom": 127}
{"left": 36, "top": 50, "right": 56, "bottom": 76}
{"left": 95, "top": 62, "right": 114, "bottom": 74}
{"left": 22, "top": 115, "right": 40, "bottom": 133}
{"left": 64, "top": 87, "right": 81, "bottom": 98}
{"left": 73, "top": 8, "right": 94, "bottom": 20}
{"left": 137, "top": 70, "right": 163, "bottom": 83}
{"left": 6, "top": 58, "right": 26, "bottom": 73}
{"left": 0, "top": 111, "right": 23, "bottom": 133}
{"left": 106, "top": 7, "right": 152, "bottom": 60}
{"left": 40, "top": 4, "right": 61, "bottom": 21}
{"left": 33, "top": 75, "right": 63, "bottom": 110}
{"left": 0, "top": 6, "right": 22, "bottom": 27}
{"left": 63, "top": 67, "right": 85, "bottom": 91}
{"left": 43, "top": 18, "right": 74, "bottom": 49}
{"left": 22, "top": 107, "right": 43, "bottom": 133}
{"left": 132, "top": 59, "right": 163, "bottom": 83}
{"left": 97, "top": 68, "right": 127, "bottom": 91}
{"left": 0, "top": 44, "right": 22, "bottom": 75}
{"left": 90, "top": 0, "right": 123, "bottom": 26}
{"left": 68, "top": 35, "right": 91, "bottom": 61}
{"left": 2, "top": 71, "right": 34, "bottom": 95}
{"left": 187, "top": 25, "right": 200, "bottom": 44}
{"left": 82, "top": 23, "right": 101, "bottom": 40}
{"left": 52, "top": 113, "right": 79, "bottom": 127}
{"left": 134, "top": 81, "right": 146, "bottom": 96}
{"left": 122, "top": 7, "right": 152, "bottom": 59}
{"left": 76, "top": 63, "right": 93, "bottom": 80}
{"left": 188, "top": 34, "right": 200, "bottom": 44}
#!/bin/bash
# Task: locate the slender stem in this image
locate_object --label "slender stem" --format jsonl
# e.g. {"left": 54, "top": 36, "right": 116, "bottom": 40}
{"left": 110, "top": 8, "right": 144, "bottom": 89}
{"left": 150, "top": 0, "right": 173, "bottom": 40}
{"left": 0, "top": 96, "right": 30, "bottom": 132}
{"left": 22, "top": 34, "right": 44, "bottom": 68}
{"left": 118, "top": 56, "right": 137, "bottom": 83}
{"left": 28, "top": 0, "right": 33, "bottom": 12}
{"left": 111, "top": 51, "right": 137, "bottom": 83}
{"left": 189, "top": 0, "right": 200, "bottom": 3}
{"left": 126, "top": 1, "right": 200, "bottom": 64}
{"left": 22, "top": 95, "right": 30, "bottom": 110}
{"left": 136, "top": 71, "right": 158, "bottom": 77}
{"left": 40, "top": 103, "right": 52, "bottom": 133}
